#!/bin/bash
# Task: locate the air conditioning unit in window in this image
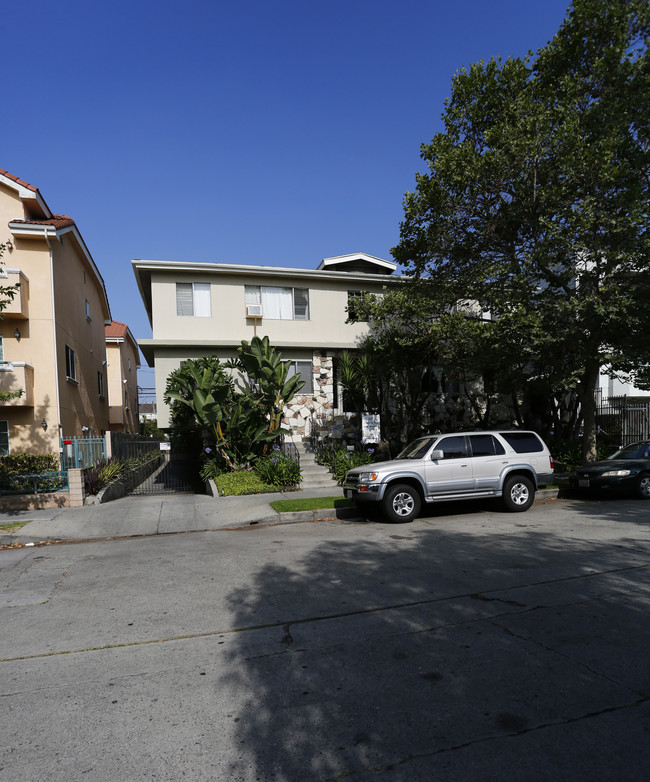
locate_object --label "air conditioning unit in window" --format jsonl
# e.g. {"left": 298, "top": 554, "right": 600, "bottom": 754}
{"left": 246, "top": 304, "right": 263, "bottom": 317}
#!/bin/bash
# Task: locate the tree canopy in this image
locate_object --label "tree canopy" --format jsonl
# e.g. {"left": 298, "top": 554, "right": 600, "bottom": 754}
{"left": 391, "top": 0, "right": 650, "bottom": 460}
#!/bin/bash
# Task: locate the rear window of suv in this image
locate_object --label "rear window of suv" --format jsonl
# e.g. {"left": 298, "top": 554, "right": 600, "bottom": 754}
{"left": 499, "top": 432, "right": 544, "bottom": 453}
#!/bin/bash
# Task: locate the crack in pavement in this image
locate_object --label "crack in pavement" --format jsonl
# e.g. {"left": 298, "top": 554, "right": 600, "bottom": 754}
{"left": 321, "top": 697, "right": 649, "bottom": 781}
{"left": 2, "top": 558, "right": 649, "bottom": 663}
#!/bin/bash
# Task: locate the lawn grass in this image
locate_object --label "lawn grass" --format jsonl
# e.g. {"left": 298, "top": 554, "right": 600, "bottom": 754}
{"left": 269, "top": 496, "right": 355, "bottom": 513}
{"left": 0, "top": 521, "right": 31, "bottom": 533}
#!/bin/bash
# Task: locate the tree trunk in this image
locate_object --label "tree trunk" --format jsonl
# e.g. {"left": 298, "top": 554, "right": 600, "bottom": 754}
{"left": 580, "top": 359, "right": 600, "bottom": 463}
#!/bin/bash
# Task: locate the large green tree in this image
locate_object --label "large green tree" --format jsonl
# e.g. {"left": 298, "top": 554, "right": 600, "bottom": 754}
{"left": 392, "top": 0, "right": 650, "bottom": 461}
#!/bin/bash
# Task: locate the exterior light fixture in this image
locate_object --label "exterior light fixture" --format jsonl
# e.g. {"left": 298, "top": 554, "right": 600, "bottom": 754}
{"left": 41, "top": 418, "right": 48, "bottom": 431}
{"left": 14, "top": 328, "right": 20, "bottom": 340}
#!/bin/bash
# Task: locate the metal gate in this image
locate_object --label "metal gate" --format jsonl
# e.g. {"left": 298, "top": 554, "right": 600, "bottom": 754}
{"left": 596, "top": 396, "right": 650, "bottom": 447}
{"left": 128, "top": 450, "right": 203, "bottom": 495}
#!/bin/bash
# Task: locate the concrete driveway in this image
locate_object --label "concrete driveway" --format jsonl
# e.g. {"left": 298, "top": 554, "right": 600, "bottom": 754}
{"left": 1, "top": 496, "right": 649, "bottom": 780}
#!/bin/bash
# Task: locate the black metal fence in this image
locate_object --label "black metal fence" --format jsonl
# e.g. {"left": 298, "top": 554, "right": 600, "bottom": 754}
{"left": 596, "top": 396, "right": 650, "bottom": 447}
{"left": 128, "top": 450, "right": 203, "bottom": 495}
{"left": 110, "top": 432, "right": 163, "bottom": 461}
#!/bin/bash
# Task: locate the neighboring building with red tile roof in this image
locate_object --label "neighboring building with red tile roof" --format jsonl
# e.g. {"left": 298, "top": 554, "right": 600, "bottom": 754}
{"left": 0, "top": 167, "right": 136, "bottom": 454}
{"left": 105, "top": 321, "right": 140, "bottom": 433}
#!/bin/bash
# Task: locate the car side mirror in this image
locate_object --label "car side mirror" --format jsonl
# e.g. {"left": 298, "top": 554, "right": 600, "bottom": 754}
{"left": 430, "top": 449, "right": 444, "bottom": 460}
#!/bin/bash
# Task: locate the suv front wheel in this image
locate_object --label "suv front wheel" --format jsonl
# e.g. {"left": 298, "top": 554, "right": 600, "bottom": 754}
{"left": 502, "top": 475, "right": 535, "bottom": 512}
{"left": 383, "top": 483, "right": 421, "bottom": 523}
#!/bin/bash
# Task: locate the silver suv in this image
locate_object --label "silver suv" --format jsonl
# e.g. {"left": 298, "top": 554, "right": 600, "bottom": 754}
{"left": 343, "top": 430, "right": 554, "bottom": 522}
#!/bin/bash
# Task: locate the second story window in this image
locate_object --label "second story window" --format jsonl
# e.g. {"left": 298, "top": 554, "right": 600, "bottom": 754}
{"left": 85, "top": 299, "right": 91, "bottom": 321}
{"left": 65, "top": 345, "right": 77, "bottom": 382}
{"left": 244, "top": 286, "right": 309, "bottom": 320}
{"left": 98, "top": 371, "right": 105, "bottom": 398}
{"left": 176, "top": 282, "right": 211, "bottom": 317}
{"left": 347, "top": 290, "right": 368, "bottom": 322}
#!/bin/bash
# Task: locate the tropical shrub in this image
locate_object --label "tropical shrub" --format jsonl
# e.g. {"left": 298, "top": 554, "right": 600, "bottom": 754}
{"left": 253, "top": 452, "right": 302, "bottom": 489}
{"left": 315, "top": 445, "right": 376, "bottom": 482}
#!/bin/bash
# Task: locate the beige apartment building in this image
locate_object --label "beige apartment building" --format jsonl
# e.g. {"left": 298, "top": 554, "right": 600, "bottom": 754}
{"left": 133, "top": 253, "right": 403, "bottom": 435}
{"left": 105, "top": 321, "right": 140, "bottom": 433}
{"left": 0, "top": 168, "right": 130, "bottom": 455}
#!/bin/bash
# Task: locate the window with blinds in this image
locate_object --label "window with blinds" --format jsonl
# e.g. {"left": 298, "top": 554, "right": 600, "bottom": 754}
{"left": 287, "top": 361, "right": 313, "bottom": 393}
{"left": 244, "top": 285, "right": 309, "bottom": 320}
{"left": 176, "top": 282, "right": 211, "bottom": 317}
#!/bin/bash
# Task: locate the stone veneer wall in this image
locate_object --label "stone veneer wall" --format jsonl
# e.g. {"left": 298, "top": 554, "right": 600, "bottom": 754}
{"left": 282, "top": 353, "right": 335, "bottom": 437}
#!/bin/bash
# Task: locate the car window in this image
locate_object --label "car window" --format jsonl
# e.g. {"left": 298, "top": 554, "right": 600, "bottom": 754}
{"left": 469, "top": 434, "right": 505, "bottom": 457}
{"left": 435, "top": 436, "right": 468, "bottom": 459}
{"left": 609, "top": 442, "right": 650, "bottom": 459}
{"left": 499, "top": 432, "right": 544, "bottom": 453}
{"left": 397, "top": 436, "right": 438, "bottom": 460}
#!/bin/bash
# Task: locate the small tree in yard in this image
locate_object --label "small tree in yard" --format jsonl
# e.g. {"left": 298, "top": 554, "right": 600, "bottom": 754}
{"left": 392, "top": 0, "right": 650, "bottom": 462}
{"left": 164, "top": 338, "right": 304, "bottom": 472}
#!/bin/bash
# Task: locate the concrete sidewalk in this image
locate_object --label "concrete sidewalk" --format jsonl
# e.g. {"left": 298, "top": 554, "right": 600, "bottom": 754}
{"left": 0, "top": 485, "right": 561, "bottom": 546}
{"left": 0, "top": 486, "right": 352, "bottom": 546}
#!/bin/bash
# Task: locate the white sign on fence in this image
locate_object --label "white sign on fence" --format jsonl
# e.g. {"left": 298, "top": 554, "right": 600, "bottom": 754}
{"left": 362, "top": 414, "right": 381, "bottom": 443}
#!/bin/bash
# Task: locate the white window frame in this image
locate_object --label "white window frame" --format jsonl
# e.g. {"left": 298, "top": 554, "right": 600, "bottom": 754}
{"left": 65, "top": 345, "right": 77, "bottom": 383}
{"left": 176, "top": 282, "right": 211, "bottom": 317}
{"left": 287, "top": 361, "right": 313, "bottom": 394}
{"left": 244, "top": 285, "right": 309, "bottom": 320}
{"left": 0, "top": 336, "right": 4, "bottom": 362}
{"left": 0, "top": 420, "right": 9, "bottom": 456}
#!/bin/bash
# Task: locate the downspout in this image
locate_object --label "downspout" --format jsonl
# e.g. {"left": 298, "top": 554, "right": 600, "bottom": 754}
{"left": 44, "top": 229, "right": 63, "bottom": 439}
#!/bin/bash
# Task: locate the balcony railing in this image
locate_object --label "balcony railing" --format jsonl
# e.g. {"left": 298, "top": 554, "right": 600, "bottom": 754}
{"left": 0, "top": 362, "right": 34, "bottom": 406}
{"left": 1, "top": 270, "right": 29, "bottom": 319}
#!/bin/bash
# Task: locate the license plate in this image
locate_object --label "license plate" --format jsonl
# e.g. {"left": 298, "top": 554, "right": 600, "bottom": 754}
{"left": 344, "top": 489, "right": 352, "bottom": 498}
{"left": 579, "top": 479, "right": 590, "bottom": 488}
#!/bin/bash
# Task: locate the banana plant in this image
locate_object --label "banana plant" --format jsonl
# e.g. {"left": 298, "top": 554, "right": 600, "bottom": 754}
{"left": 230, "top": 336, "right": 305, "bottom": 433}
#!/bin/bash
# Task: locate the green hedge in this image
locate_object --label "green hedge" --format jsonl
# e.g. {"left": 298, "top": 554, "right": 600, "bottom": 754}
{"left": 0, "top": 453, "right": 60, "bottom": 474}
{"left": 214, "top": 471, "right": 278, "bottom": 496}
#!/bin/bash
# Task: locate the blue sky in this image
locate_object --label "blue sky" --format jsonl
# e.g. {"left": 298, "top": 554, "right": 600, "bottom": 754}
{"left": 3, "top": 0, "right": 571, "bottom": 395}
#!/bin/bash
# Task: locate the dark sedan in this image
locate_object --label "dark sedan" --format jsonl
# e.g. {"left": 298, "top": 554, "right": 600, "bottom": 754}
{"left": 570, "top": 441, "right": 650, "bottom": 499}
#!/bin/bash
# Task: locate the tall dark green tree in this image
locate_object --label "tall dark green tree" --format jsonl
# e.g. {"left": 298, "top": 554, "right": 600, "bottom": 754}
{"left": 392, "top": 0, "right": 650, "bottom": 461}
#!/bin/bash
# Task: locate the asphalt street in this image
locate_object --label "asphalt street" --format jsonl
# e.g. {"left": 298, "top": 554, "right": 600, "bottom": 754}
{"left": 2, "top": 495, "right": 650, "bottom": 781}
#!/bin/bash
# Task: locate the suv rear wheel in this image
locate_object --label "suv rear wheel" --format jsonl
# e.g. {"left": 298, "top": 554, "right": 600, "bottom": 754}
{"left": 383, "top": 483, "right": 421, "bottom": 523}
{"left": 502, "top": 475, "right": 535, "bottom": 512}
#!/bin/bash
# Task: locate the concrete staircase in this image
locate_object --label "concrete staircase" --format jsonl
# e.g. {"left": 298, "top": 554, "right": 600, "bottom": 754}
{"left": 293, "top": 440, "right": 339, "bottom": 492}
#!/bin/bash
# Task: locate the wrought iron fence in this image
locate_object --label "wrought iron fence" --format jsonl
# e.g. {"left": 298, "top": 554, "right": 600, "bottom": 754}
{"left": 0, "top": 471, "right": 69, "bottom": 496}
{"left": 596, "top": 395, "right": 650, "bottom": 447}
{"left": 60, "top": 436, "right": 106, "bottom": 470}
{"left": 278, "top": 438, "right": 300, "bottom": 466}
{"left": 110, "top": 432, "right": 164, "bottom": 461}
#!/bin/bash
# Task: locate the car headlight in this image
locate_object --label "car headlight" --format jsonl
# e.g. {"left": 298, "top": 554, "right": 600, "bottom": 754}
{"left": 600, "top": 470, "right": 631, "bottom": 477}
{"left": 358, "top": 472, "right": 379, "bottom": 482}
